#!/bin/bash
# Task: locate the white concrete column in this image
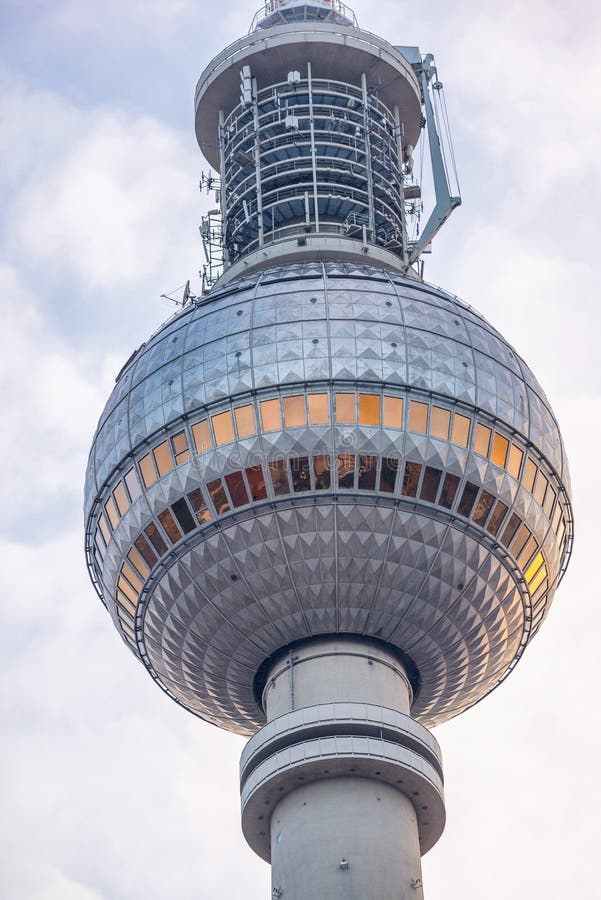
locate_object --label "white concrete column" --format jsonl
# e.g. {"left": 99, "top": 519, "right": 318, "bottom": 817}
{"left": 255, "top": 638, "right": 427, "bottom": 900}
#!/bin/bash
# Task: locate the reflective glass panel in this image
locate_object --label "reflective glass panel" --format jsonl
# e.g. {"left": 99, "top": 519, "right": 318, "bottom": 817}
{"left": 500, "top": 512, "right": 521, "bottom": 547}
{"left": 452, "top": 413, "right": 470, "bottom": 447}
{"left": 260, "top": 399, "right": 282, "bottom": 431}
{"left": 235, "top": 404, "right": 257, "bottom": 438}
{"left": 358, "top": 455, "right": 377, "bottom": 490}
{"left": 94, "top": 534, "right": 106, "bottom": 561}
{"left": 171, "top": 498, "right": 197, "bottom": 533}
{"left": 517, "top": 535, "right": 538, "bottom": 569}
{"left": 379, "top": 458, "right": 398, "bottom": 493}
{"left": 314, "top": 455, "right": 331, "bottom": 490}
{"left": 144, "top": 522, "right": 168, "bottom": 555}
{"left": 127, "top": 546, "right": 150, "bottom": 579}
{"left": 117, "top": 590, "right": 136, "bottom": 617}
{"left": 402, "top": 461, "right": 422, "bottom": 497}
{"left": 457, "top": 482, "right": 479, "bottom": 517}
{"left": 506, "top": 444, "right": 523, "bottom": 479}
{"left": 556, "top": 519, "right": 566, "bottom": 547}
{"left": 246, "top": 465, "right": 268, "bottom": 501}
{"left": 104, "top": 496, "right": 119, "bottom": 529}
{"left": 420, "top": 466, "right": 442, "bottom": 503}
{"left": 473, "top": 423, "right": 492, "bottom": 457}
{"left": 337, "top": 454, "right": 355, "bottom": 488}
{"left": 551, "top": 504, "right": 562, "bottom": 534}
{"left": 359, "top": 394, "right": 380, "bottom": 426}
{"left": 113, "top": 481, "right": 129, "bottom": 517}
{"left": 533, "top": 471, "right": 548, "bottom": 506}
{"left": 171, "top": 430, "right": 190, "bottom": 464}
{"left": 134, "top": 533, "right": 158, "bottom": 568}
{"left": 125, "top": 467, "right": 142, "bottom": 503}
{"left": 430, "top": 407, "right": 451, "bottom": 440}
{"left": 472, "top": 490, "right": 495, "bottom": 526}
{"left": 308, "top": 393, "right": 329, "bottom": 425}
{"left": 212, "top": 411, "right": 235, "bottom": 445}
{"left": 187, "top": 487, "right": 212, "bottom": 523}
{"left": 523, "top": 457, "right": 537, "bottom": 492}
{"left": 208, "top": 478, "right": 231, "bottom": 513}
{"left": 335, "top": 393, "right": 355, "bottom": 424}
{"left": 486, "top": 500, "right": 509, "bottom": 536}
{"left": 153, "top": 441, "right": 173, "bottom": 477}
{"left": 283, "top": 396, "right": 306, "bottom": 428}
{"left": 439, "top": 473, "right": 460, "bottom": 509}
{"left": 98, "top": 513, "right": 111, "bottom": 544}
{"left": 409, "top": 401, "right": 428, "bottom": 434}
{"left": 225, "top": 472, "right": 250, "bottom": 507}
{"left": 383, "top": 396, "right": 403, "bottom": 428}
{"left": 158, "top": 508, "right": 182, "bottom": 543}
{"left": 543, "top": 484, "right": 556, "bottom": 518}
{"left": 139, "top": 453, "right": 157, "bottom": 488}
{"left": 192, "top": 419, "right": 212, "bottom": 453}
{"left": 290, "top": 457, "right": 311, "bottom": 492}
{"left": 269, "top": 460, "right": 289, "bottom": 496}
{"left": 490, "top": 433, "right": 509, "bottom": 468}
{"left": 509, "top": 523, "right": 531, "bottom": 558}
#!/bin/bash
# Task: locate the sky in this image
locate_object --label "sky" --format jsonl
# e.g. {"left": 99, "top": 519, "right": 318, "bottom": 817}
{"left": 0, "top": 0, "right": 599, "bottom": 897}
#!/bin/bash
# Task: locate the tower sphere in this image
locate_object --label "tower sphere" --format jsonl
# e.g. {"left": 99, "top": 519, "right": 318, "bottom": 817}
{"left": 84, "top": 262, "right": 572, "bottom": 735}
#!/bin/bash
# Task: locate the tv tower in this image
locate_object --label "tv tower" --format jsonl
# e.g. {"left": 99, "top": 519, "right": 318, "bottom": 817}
{"left": 85, "top": 2, "right": 573, "bottom": 896}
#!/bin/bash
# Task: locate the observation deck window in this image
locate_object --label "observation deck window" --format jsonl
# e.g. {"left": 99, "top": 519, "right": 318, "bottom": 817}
{"left": 212, "top": 411, "right": 235, "bottom": 445}
{"left": 451, "top": 413, "right": 471, "bottom": 448}
{"left": 308, "top": 393, "right": 329, "bottom": 425}
{"left": 473, "top": 423, "right": 492, "bottom": 458}
{"left": 430, "top": 407, "right": 451, "bottom": 441}
{"left": 359, "top": 394, "right": 380, "bottom": 426}
{"left": 260, "top": 399, "right": 282, "bottom": 432}
{"left": 335, "top": 393, "right": 355, "bottom": 424}
{"left": 283, "top": 395, "right": 307, "bottom": 428}
{"left": 409, "top": 401, "right": 428, "bottom": 434}
{"left": 314, "top": 455, "right": 331, "bottom": 490}
{"left": 402, "top": 461, "right": 421, "bottom": 497}
{"left": 158, "top": 508, "right": 182, "bottom": 543}
{"left": 383, "top": 396, "right": 403, "bottom": 428}
{"left": 235, "top": 404, "right": 257, "bottom": 438}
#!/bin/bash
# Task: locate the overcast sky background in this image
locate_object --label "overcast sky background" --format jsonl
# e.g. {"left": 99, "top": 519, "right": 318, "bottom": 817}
{"left": 0, "top": 0, "right": 599, "bottom": 897}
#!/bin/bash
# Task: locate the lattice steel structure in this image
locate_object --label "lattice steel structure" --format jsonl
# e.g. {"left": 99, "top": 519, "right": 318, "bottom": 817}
{"left": 85, "top": 3, "right": 573, "bottom": 897}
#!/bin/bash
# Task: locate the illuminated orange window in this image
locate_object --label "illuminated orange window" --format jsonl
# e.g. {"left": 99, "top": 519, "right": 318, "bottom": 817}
{"left": 153, "top": 441, "right": 173, "bottom": 477}
{"left": 139, "top": 453, "right": 156, "bottom": 488}
{"left": 260, "top": 399, "right": 282, "bottom": 431}
{"left": 308, "top": 393, "right": 329, "bottom": 425}
{"left": 408, "top": 401, "right": 428, "bottom": 433}
{"left": 430, "top": 406, "right": 451, "bottom": 440}
{"left": 127, "top": 546, "right": 150, "bottom": 580}
{"left": 212, "top": 411, "right": 235, "bottom": 445}
{"left": 234, "top": 405, "right": 256, "bottom": 438}
{"left": 335, "top": 393, "right": 355, "bottom": 424}
{"left": 359, "top": 394, "right": 380, "bottom": 426}
{"left": 452, "top": 413, "right": 470, "bottom": 447}
{"left": 383, "top": 396, "right": 403, "bottom": 428}
{"left": 523, "top": 457, "right": 537, "bottom": 492}
{"left": 473, "top": 423, "right": 492, "bottom": 457}
{"left": 121, "top": 562, "right": 142, "bottom": 594}
{"left": 171, "top": 430, "right": 190, "bottom": 464}
{"left": 104, "top": 496, "right": 119, "bottom": 529}
{"left": 192, "top": 419, "right": 212, "bottom": 454}
{"left": 529, "top": 565, "right": 547, "bottom": 595}
{"left": 490, "top": 433, "right": 509, "bottom": 468}
{"left": 117, "top": 575, "right": 139, "bottom": 607}
{"left": 112, "top": 481, "right": 129, "bottom": 517}
{"left": 525, "top": 551, "right": 544, "bottom": 585}
{"left": 283, "top": 395, "right": 306, "bottom": 427}
{"left": 506, "top": 443, "right": 523, "bottom": 479}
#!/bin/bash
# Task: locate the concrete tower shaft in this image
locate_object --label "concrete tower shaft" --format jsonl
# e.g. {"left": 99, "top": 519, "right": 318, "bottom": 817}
{"left": 240, "top": 637, "right": 445, "bottom": 899}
